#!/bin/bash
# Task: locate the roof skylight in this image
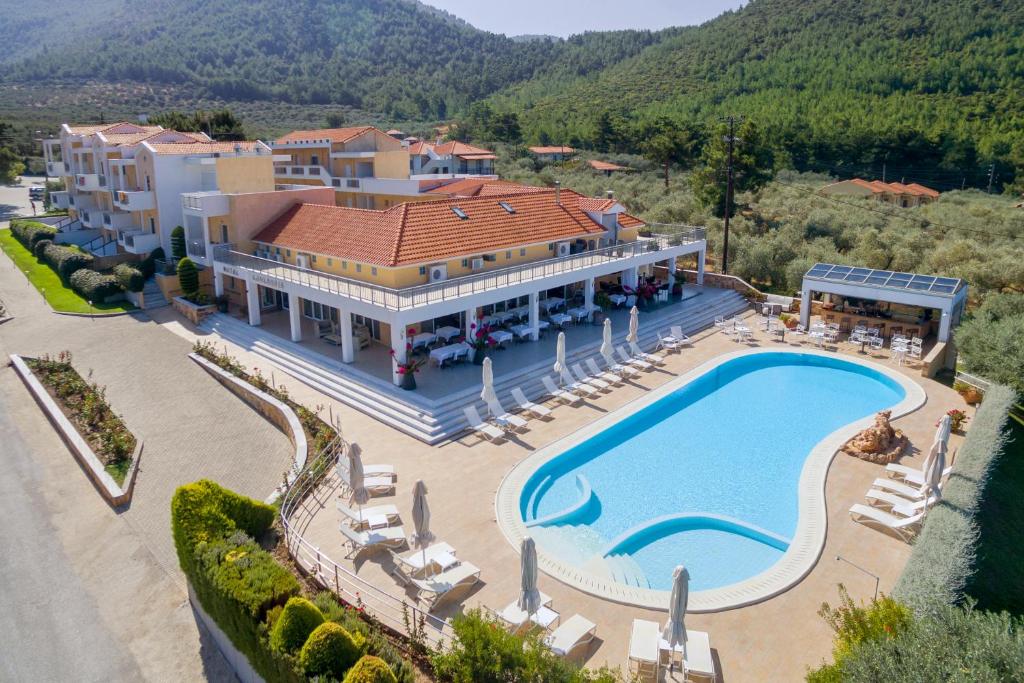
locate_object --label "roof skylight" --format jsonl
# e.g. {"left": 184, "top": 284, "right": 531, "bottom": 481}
{"left": 451, "top": 206, "right": 468, "bottom": 220}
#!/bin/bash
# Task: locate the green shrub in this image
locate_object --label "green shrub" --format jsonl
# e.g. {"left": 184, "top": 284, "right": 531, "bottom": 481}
{"left": 310, "top": 592, "right": 415, "bottom": 683}
{"left": 33, "top": 238, "right": 52, "bottom": 259}
{"left": 343, "top": 655, "right": 397, "bottom": 683}
{"left": 113, "top": 263, "right": 145, "bottom": 292}
{"left": 893, "top": 384, "right": 1017, "bottom": 611}
{"left": 171, "top": 225, "right": 186, "bottom": 261}
{"left": 42, "top": 242, "right": 93, "bottom": 279}
{"left": 299, "top": 622, "right": 365, "bottom": 680}
{"left": 69, "top": 269, "right": 122, "bottom": 303}
{"left": 11, "top": 219, "right": 57, "bottom": 248}
{"left": 177, "top": 257, "right": 199, "bottom": 297}
{"left": 270, "top": 597, "right": 325, "bottom": 654}
{"left": 138, "top": 246, "right": 164, "bottom": 279}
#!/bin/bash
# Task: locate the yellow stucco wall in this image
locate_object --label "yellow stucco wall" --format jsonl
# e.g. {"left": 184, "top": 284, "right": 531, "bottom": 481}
{"left": 372, "top": 150, "right": 411, "bottom": 179}
{"left": 215, "top": 156, "right": 275, "bottom": 194}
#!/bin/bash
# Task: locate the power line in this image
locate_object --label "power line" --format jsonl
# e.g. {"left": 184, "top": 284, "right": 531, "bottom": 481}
{"left": 773, "top": 178, "right": 1024, "bottom": 242}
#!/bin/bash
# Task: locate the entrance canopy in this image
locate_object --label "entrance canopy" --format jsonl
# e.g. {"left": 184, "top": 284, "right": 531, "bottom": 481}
{"left": 800, "top": 263, "right": 968, "bottom": 343}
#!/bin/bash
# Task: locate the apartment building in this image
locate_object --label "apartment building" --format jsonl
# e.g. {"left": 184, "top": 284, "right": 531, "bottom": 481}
{"left": 43, "top": 122, "right": 275, "bottom": 257}
{"left": 407, "top": 139, "right": 496, "bottom": 176}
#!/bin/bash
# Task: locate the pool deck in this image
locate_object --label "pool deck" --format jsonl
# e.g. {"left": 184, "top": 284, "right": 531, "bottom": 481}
{"left": 158, "top": 308, "right": 966, "bottom": 683}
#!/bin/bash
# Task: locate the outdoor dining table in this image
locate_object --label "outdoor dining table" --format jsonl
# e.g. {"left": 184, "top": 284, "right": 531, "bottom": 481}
{"left": 566, "top": 306, "right": 591, "bottom": 322}
{"left": 410, "top": 332, "right": 436, "bottom": 350}
{"left": 849, "top": 330, "right": 870, "bottom": 353}
{"left": 434, "top": 326, "right": 461, "bottom": 343}
{"left": 609, "top": 293, "right": 628, "bottom": 307}
{"left": 510, "top": 322, "right": 549, "bottom": 339}
{"left": 488, "top": 330, "right": 514, "bottom": 347}
{"left": 429, "top": 342, "right": 470, "bottom": 366}
{"left": 542, "top": 297, "right": 565, "bottom": 312}
{"left": 549, "top": 313, "right": 572, "bottom": 328}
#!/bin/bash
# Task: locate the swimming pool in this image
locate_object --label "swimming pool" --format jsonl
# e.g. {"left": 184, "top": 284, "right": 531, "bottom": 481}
{"left": 496, "top": 349, "right": 924, "bottom": 610}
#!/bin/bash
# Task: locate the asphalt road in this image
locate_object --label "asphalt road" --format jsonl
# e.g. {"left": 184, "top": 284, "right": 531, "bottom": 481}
{"left": 0, "top": 175, "right": 42, "bottom": 221}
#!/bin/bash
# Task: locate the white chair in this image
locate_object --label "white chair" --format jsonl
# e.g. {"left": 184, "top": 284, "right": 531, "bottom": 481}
{"left": 571, "top": 363, "right": 611, "bottom": 391}
{"left": 336, "top": 500, "right": 401, "bottom": 529}
{"left": 658, "top": 330, "right": 681, "bottom": 352}
{"left": 391, "top": 542, "right": 459, "bottom": 580}
{"left": 484, "top": 397, "right": 529, "bottom": 432}
{"left": 336, "top": 463, "right": 396, "bottom": 495}
{"left": 628, "top": 619, "right": 661, "bottom": 682}
{"left": 463, "top": 406, "right": 506, "bottom": 442}
{"left": 545, "top": 614, "right": 597, "bottom": 659}
{"left": 541, "top": 375, "right": 584, "bottom": 405}
{"left": 511, "top": 387, "right": 553, "bottom": 418}
{"left": 629, "top": 341, "right": 665, "bottom": 365}
{"left": 339, "top": 522, "right": 407, "bottom": 558}
{"left": 849, "top": 504, "right": 924, "bottom": 542}
{"left": 670, "top": 325, "right": 692, "bottom": 347}
{"left": 887, "top": 463, "right": 952, "bottom": 487}
{"left": 585, "top": 358, "right": 624, "bottom": 386}
{"left": 869, "top": 336, "right": 884, "bottom": 352}
{"left": 872, "top": 477, "right": 931, "bottom": 501}
{"left": 865, "top": 489, "right": 939, "bottom": 516}
{"left": 616, "top": 345, "right": 653, "bottom": 371}
{"left": 496, "top": 597, "right": 560, "bottom": 634}
{"left": 714, "top": 315, "right": 727, "bottom": 329}
{"left": 557, "top": 369, "right": 600, "bottom": 396}
{"left": 599, "top": 354, "right": 639, "bottom": 378}
{"left": 392, "top": 561, "right": 481, "bottom": 611}
{"left": 660, "top": 628, "right": 716, "bottom": 682}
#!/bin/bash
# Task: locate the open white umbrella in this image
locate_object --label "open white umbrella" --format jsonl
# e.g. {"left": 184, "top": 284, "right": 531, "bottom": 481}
{"left": 663, "top": 565, "right": 690, "bottom": 668}
{"left": 410, "top": 480, "right": 435, "bottom": 576}
{"left": 516, "top": 536, "right": 542, "bottom": 616}
{"left": 553, "top": 332, "right": 568, "bottom": 384}
{"left": 481, "top": 357, "right": 498, "bottom": 414}
{"left": 600, "top": 318, "right": 615, "bottom": 365}
{"left": 347, "top": 442, "right": 370, "bottom": 523}
{"left": 627, "top": 305, "right": 639, "bottom": 344}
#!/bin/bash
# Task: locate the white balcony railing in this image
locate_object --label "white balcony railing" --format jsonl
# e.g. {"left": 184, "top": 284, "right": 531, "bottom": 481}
{"left": 102, "top": 212, "right": 134, "bottom": 230}
{"left": 51, "top": 191, "right": 70, "bottom": 209}
{"left": 181, "top": 191, "right": 229, "bottom": 216}
{"left": 46, "top": 161, "right": 69, "bottom": 177}
{"left": 75, "top": 173, "right": 106, "bottom": 192}
{"left": 213, "top": 227, "right": 705, "bottom": 313}
{"left": 123, "top": 232, "right": 160, "bottom": 254}
{"left": 113, "top": 189, "right": 155, "bottom": 212}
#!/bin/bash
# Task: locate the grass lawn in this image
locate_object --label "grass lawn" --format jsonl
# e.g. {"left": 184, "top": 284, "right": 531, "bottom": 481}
{"left": 966, "top": 415, "right": 1024, "bottom": 616}
{"left": 0, "top": 228, "right": 135, "bottom": 314}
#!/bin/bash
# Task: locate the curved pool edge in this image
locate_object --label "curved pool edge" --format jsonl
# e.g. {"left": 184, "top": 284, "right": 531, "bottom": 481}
{"left": 494, "top": 347, "right": 927, "bottom": 612}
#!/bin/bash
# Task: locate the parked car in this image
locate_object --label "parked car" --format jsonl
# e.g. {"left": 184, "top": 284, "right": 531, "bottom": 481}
{"left": 29, "top": 186, "right": 45, "bottom": 200}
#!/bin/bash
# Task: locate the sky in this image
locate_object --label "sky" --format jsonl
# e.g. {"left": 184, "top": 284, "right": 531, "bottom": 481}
{"left": 420, "top": 0, "right": 746, "bottom": 38}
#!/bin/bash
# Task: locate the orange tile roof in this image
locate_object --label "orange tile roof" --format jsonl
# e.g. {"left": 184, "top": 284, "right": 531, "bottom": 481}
{"left": 475, "top": 182, "right": 546, "bottom": 197}
{"left": 617, "top": 213, "right": 645, "bottom": 229}
{"left": 101, "top": 129, "right": 207, "bottom": 147}
{"left": 529, "top": 146, "right": 576, "bottom": 155}
{"left": 904, "top": 182, "right": 940, "bottom": 198}
{"left": 253, "top": 189, "right": 622, "bottom": 267}
{"left": 274, "top": 126, "right": 377, "bottom": 145}
{"left": 827, "top": 178, "right": 940, "bottom": 198}
{"left": 148, "top": 141, "right": 266, "bottom": 155}
{"left": 66, "top": 122, "right": 161, "bottom": 136}
{"left": 589, "top": 160, "right": 630, "bottom": 172}
{"left": 577, "top": 197, "right": 618, "bottom": 212}
{"left": 406, "top": 140, "right": 432, "bottom": 155}
{"left": 422, "top": 178, "right": 541, "bottom": 198}
{"left": 431, "top": 141, "right": 494, "bottom": 158}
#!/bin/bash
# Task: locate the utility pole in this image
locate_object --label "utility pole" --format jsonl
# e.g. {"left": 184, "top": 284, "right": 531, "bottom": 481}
{"left": 721, "top": 116, "right": 738, "bottom": 275}
{"left": 882, "top": 162, "right": 886, "bottom": 183}
{"left": 987, "top": 163, "right": 996, "bottom": 194}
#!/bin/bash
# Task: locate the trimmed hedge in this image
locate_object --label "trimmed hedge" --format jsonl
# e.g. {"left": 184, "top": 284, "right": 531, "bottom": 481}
{"left": 138, "top": 246, "right": 165, "bottom": 279}
{"left": 893, "top": 385, "right": 1017, "bottom": 611}
{"left": 171, "top": 225, "right": 186, "bottom": 261}
{"left": 178, "top": 257, "right": 199, "bottom": 297}
{"left": 270, "top": 598, "right": 325, "bottom": 654}
{"left": 113, "top": 263, "right": 145, "bottom": 293}
{"left": 69, "top": 269, "right": 122, "bottom": 303}
{"left": 42, "top": 242, "right": 93, "bottom": 279}
{"left": 299, "top": 622, "right": 365, "bottom": 681}
{"left": 33, "top": 238, "right": 52, "bottom": 259}
{"left": 11, "top": 219, "right": 57, "bottom": 249}
{"left": 343, "top": 655, "right": 398, "bottom": 683}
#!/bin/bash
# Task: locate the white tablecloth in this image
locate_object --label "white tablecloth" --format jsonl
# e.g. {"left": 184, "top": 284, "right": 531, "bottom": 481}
{"left": 609, "top": 294, "right": 627, "bottom": 306}
{"left": 429, "top": 343, "right": 470, "bottom": 365}
{"left": 411, "top": 332, "right": 435, "bottom": 349}
{"left": 542, "top": 297, "right": 564, "bottom": 312}
{"left": 566, "top": 306, "right": 590, "bottom": 321}
{"left": 434, "top": 326, "right": 461, "bottom": 342}
{"left": 488, "top": 330, "right": 513, "bottom": 345}
{"left": 549, "top": 313, "right": 572, "bottom": 326}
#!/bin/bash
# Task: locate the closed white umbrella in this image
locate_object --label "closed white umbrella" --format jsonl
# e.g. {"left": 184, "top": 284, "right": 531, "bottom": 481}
{"left": 410, "top": 480, "right": 435, "bottom": 576}
{"left": 663, "top": 565, "right": 690, "bottom": 670}
{"left": 600, "top": 318, "right": 615, "bottom": 365}
{"left": 516, "top": 536, "right": 542, "bottom": 616}
{"left": 920, "top": 438, "right": 946, "bottom": 499}
{"left": 481, "top": 356, "right": 498, "bottom": 414}
{"left": 627, "top": 305, "right": 639, "bottom": 343}
{"left": 553, "top": 332, "right": 567, "bottom": 384}
{"left": 347, "top": 442, "right": 370, "bottom": 523}
{"left": 921, "top": 414, "right": 951, "bottom": 477}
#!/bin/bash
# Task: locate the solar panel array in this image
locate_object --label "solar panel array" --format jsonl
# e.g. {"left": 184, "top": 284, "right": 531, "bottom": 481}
{"left": 804, "top": 263, "right": 963, "bottom": 297}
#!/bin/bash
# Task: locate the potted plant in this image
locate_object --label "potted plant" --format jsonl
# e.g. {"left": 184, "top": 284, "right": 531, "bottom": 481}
{"left": 594, "top": 291, "right": 612, "bottom": 311}
{"left": 390, "top": 332, "right": 425, "bottom": 390}
{"left": 941, "top": 408, "right": 969, "bottom": 433}
{"left": 671, "top": 282, "right": 683, "bottom": 298}
{"left": 466, "top": 321, "right": 496, "bottom": 364}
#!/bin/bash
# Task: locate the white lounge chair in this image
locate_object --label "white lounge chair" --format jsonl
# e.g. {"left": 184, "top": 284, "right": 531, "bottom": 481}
{"left": 585, "top": 358, "right": 624, "bottom": 386}
{"left": 887, "top": 461, "right": 953, "bottom": 486}
{"left": 339, "top": 522, "right": 407, "bottom": 557}
{"left": 545, "top": 614, "right": 597, "bottom": 659}
{"left": 557, "top": 369, "right": 600, "bottom": 396}
{"left": 849, "top": 503, "right": 924, "bottom": 542}
{"left": 541, "top": 376, "right": 583, "bottom": 405}
{"left": 336, "top": 462, "right": 397, "bottom": 493}
{"left": 463, "top": 406, "right": 506, "bottom": 442}
{"left": 865, "top": 489, "right": 939, "bottom": 516}
{"left": 485, "top": 397, "right": 529, "bottom": 431}
{"left": 670, "top": 326, "right": 692, "bottom": 347}
{"left": 571, "top": 363, "right": 611, "bottom": 391}
{"left": 659, "top": 628, "right": 715, "bottom": 682}
{"left": 628, "top": 341, "right": 665, "bottom": 365}
{"left": 365, "top": 464, "right": 396, "bottom": 481}
{"left": 657, "top": 330, "right": 682, "bottom": 352}
{"left": 511, "top": 387, "right": 553, "bottom": 418}
{"left": 496, "top": 599, "right": 560, "bottom": 634}
{"left": 600, "top": 354, "right": 639, "bottom": 378}
{"left": 393, "top": 561, "right": 482, "bottom": 610}
{"left": 872, "top": 477, "right": 931, "bottom": 501}
{"left": 391, "top": 542, "right": 458, "bottom": 579}
{"left": 336, "top": 500, "right": 401, "bottom": 529}
{"left": 616, "top": 346, "right": 653, "bottom": 371}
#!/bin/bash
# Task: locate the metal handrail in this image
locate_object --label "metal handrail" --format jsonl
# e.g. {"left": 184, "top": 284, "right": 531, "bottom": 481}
{"left": 279, "top": 439, "right": 453, "bottom": 650}
{"left": 213, "top": 226, "right": 704, "bottom": 312}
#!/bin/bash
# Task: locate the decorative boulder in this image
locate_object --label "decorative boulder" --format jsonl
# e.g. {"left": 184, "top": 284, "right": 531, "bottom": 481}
{"left": 841, "top": 410, "right": 908, "bottom": 464}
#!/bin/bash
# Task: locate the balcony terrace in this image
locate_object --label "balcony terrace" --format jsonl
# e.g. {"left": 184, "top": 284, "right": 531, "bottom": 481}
{"left": 113, "top": 189, "right": 155, "bottom": 212}
{"left": 75, "top": 173, "right": 107, "bottom": 192}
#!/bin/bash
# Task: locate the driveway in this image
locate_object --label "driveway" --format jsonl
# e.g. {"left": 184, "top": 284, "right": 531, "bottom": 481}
{"left": 0, "top": 175, "right": 43, "bottom": 221}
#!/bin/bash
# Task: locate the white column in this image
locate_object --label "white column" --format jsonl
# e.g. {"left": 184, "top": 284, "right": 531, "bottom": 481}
{"left": 584, "top": 277, "right": 595, "bottom": 320}
{"left": 938, "top": 308, "right": 952, "bottom": 343}
{"left": 339, "top": 308, "right": 354, "bottom": 363}
{"left": 696, "top": 247, "right": 706, "bottom": 286}
{"left": 245, "top": 280, "right": 261, "bottom": 326}
{"left": 622, "top": 267, "right": 638, "bottom": 290}
{"left": 800, "top": 288, "right": 812, "bottom": 330}
{"left": 529, "top": 292, "right": 540, "bottom": 341}
{"left": 213, "top": 270, "right": 224, "bottom": 297}
{"left": 288, "top": 295, "right": 303, "bottom": 342}
{"left": 666, "top": 259, "right": 676, "bottom": 290}
{"left": 390, "top": 319, "right": 407, "bottom": 386}
{"left": 464, "top": 306, "right": 477, "bottom": 338}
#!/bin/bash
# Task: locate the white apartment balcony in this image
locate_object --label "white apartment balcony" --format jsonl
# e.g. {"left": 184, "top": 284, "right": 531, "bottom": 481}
{"left": 122, "top": 231, "right": 161, "bottom": 254}
{"left": 329, "top": 176, "right": 423, "bottom": 196}
{"left": 102, "top": 211, "right": 134, "bottom": 230}
{"left": 51, "top": 191, "right": 70, "bottom": 210}
{"left": 79, "top": 210, "right": 101, "bottom": 229}
{"left": 181, "top": 191, "right": 229, "bottom": 216}
{"left": 47, "top": 161, "right": 70, "bottom": 177}
{"left": 113, "top": 189, "right": 155, "bottom": 212}
{"left": 75, "top": 173, "right": 107, "bottom": 192}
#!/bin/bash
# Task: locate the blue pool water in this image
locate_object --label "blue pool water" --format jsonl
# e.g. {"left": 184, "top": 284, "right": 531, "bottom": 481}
{"left": 520, "top": 352, "right": 905, "bottom": 592}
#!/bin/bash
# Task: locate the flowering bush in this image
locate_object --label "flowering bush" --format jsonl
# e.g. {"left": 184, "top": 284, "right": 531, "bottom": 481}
{"left": 940, "top": 409, "right": 969, "bottom": 432}
{"left": 389, "top": 328, "right": 425, "bottom": 374}
{"left": 466, "top": 320, "right": 497, "bottom": 350}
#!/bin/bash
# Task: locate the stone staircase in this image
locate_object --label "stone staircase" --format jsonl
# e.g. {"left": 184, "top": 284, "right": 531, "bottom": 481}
{"left": 199, "top": 287, "right": 750, "bottom": 443}
{"left": 141, "top": 278, "right": 169, "bottom": 309}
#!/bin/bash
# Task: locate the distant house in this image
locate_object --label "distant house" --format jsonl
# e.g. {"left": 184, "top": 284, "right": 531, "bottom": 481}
{"left": 820, "top": 178, "right": 940, "bottom": 207}
{"left": 528, "top": 146, "right": 575, "bottom": 163}
{"left": 589, "top": 159, "right": 632, "bottom": 176}
{"left": 407, "top": 140, "right": 496, "bottom": 176}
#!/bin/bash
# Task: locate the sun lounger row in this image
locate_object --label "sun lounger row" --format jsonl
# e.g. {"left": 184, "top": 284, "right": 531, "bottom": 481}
{"left": 484, "top": 592, "right": 598, "bottom": 660}
{"left": 628, "top": 618, "right": 716, "bottom": 683}
{"left": 849, "top": 452, "right": 955, "bottom": 542}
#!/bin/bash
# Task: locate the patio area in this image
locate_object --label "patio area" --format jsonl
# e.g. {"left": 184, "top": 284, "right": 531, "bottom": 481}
{"left": 183, "top": 307, "right": 968, "bottom": 682}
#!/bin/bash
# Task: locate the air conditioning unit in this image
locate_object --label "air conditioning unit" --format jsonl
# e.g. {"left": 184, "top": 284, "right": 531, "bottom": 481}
{"left": 556, "top": 242, "right": 571, "bottom": 257}
{"left": 470, "top": 258, "right": 484, "bottom": 270}
{"left": 429, "top": 264, "right": 448, "bottom": 282}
